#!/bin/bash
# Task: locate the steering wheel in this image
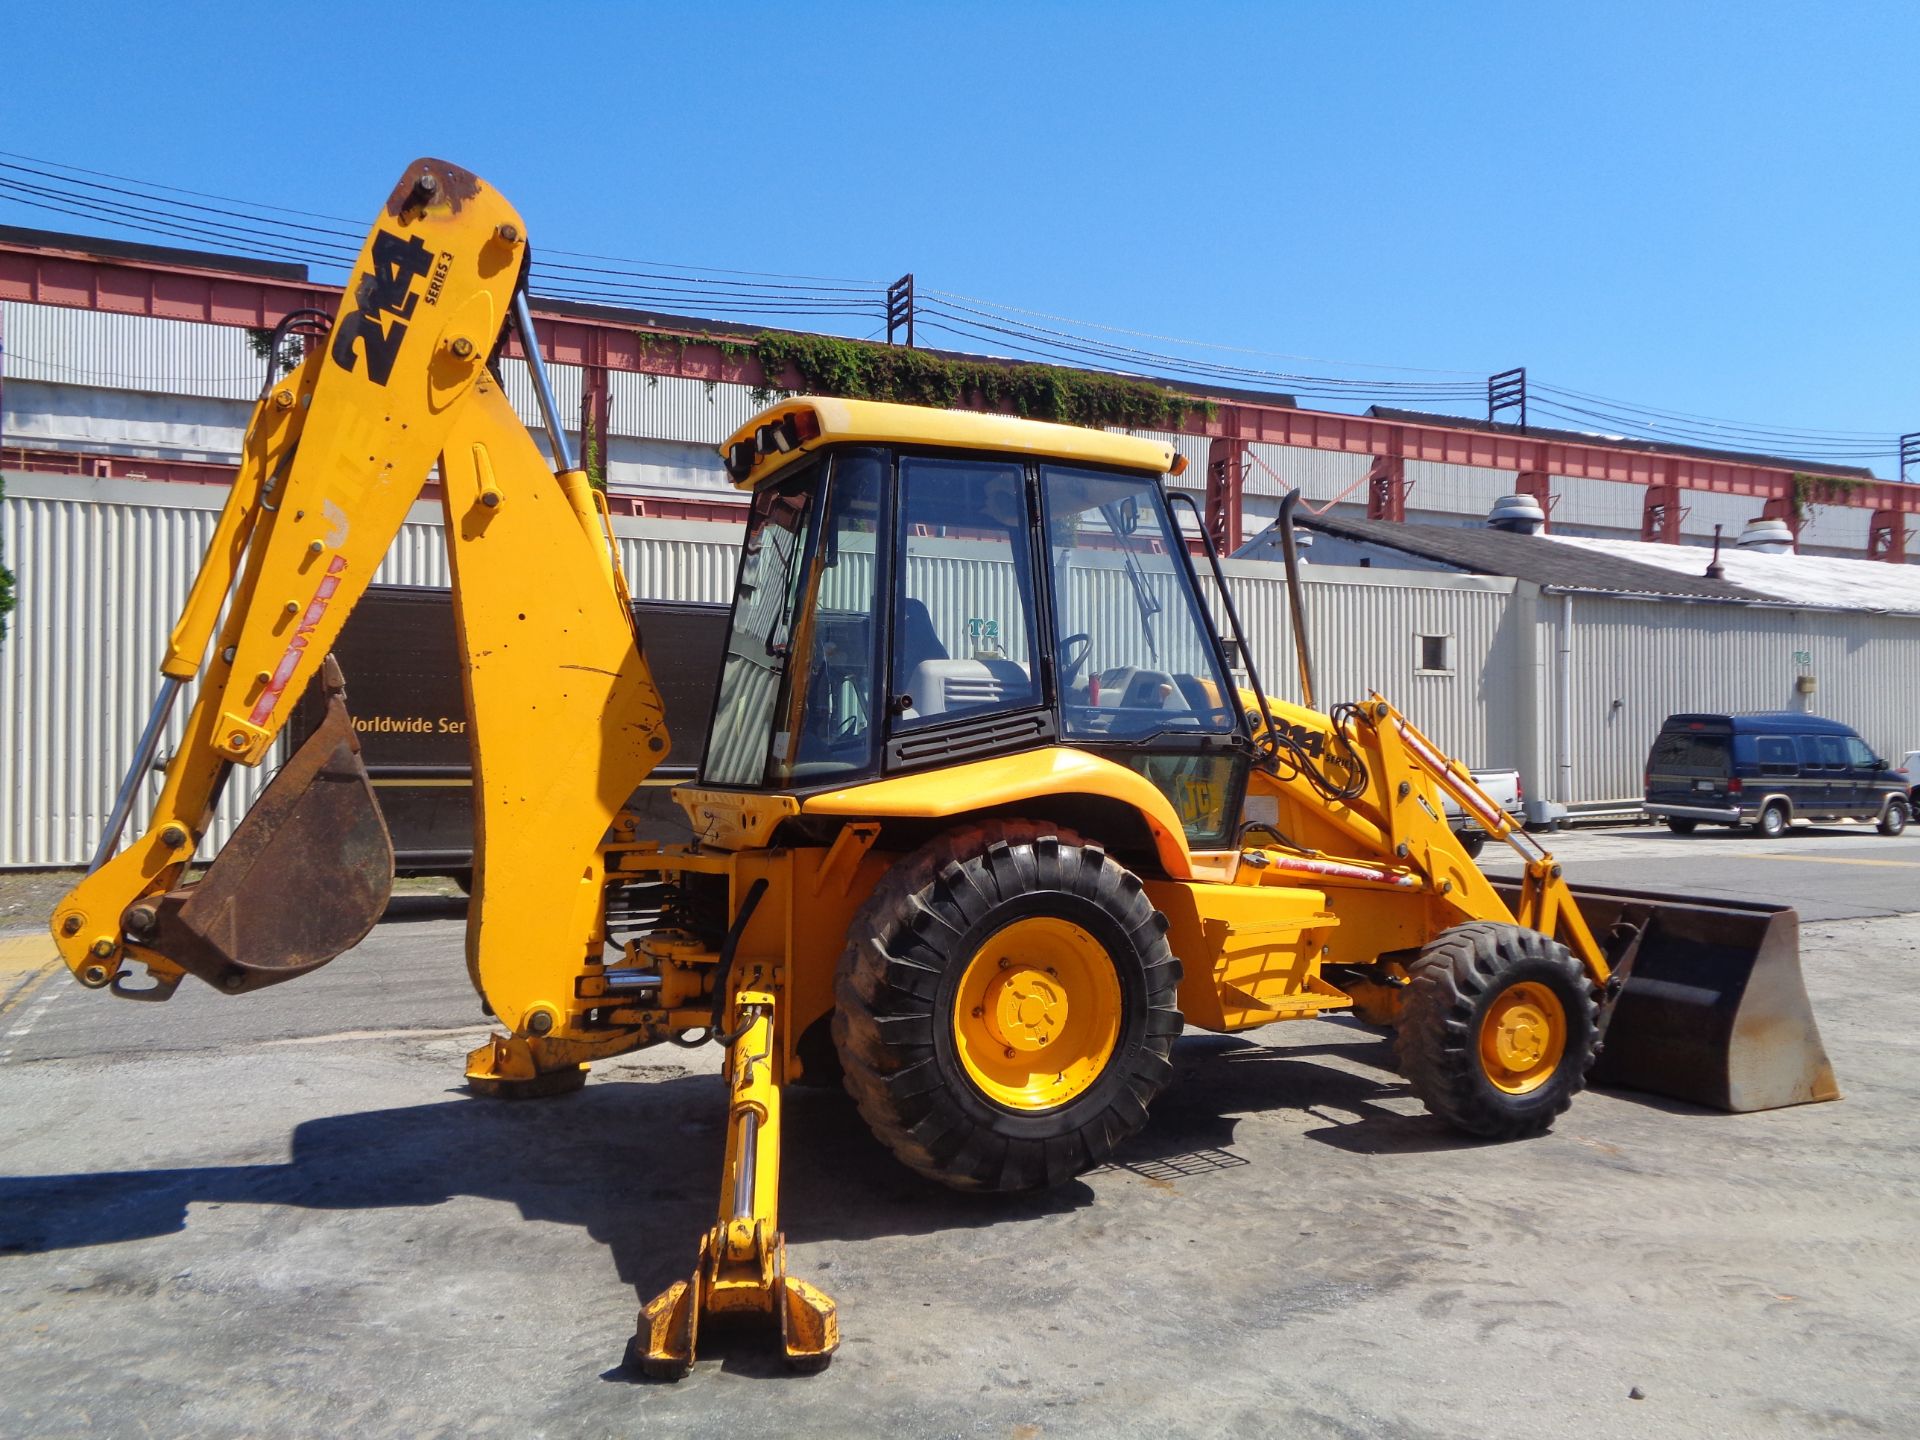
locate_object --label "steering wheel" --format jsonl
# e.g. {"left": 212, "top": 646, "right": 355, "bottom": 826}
{"left": 1058, "top": 632, "right": 1094, "bottom": 689}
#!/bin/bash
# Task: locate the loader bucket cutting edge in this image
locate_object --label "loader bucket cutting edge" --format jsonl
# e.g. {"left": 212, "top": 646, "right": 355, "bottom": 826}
{"left": 144, "top": 675, "right": 394, "bottom": 995}
{"left": 1490, "top": 879, "right": 1839, "bottom": 1113}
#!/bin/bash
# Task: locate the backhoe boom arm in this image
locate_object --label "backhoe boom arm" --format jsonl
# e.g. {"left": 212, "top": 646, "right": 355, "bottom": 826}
{"left": 50, "top": 159, "right": 669, "bottom": 1033}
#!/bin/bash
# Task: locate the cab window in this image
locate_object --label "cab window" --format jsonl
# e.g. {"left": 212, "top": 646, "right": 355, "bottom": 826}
{"left": 1845, "top": 736, "right": 1878, "bottom": 769}
{"left": 1039, "top": 466, "right": 1235, "bottom": 742}
{"left": 891, "top": 456, "right": 1039, "bottom": 731}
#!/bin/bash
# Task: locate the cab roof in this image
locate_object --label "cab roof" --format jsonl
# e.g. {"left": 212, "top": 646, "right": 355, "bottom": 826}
{"left": 718, "top": 396, "right": 1179, "bottom": 490}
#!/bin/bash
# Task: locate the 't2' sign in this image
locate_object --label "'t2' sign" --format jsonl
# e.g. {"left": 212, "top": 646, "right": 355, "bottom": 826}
{"left": 331, "top": 230, "right": 435, "bottom": 386}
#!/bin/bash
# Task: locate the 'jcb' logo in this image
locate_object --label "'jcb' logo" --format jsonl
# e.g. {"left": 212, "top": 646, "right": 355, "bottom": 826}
{"left": 331, "top": 230, "right": 434, "bottom": 386}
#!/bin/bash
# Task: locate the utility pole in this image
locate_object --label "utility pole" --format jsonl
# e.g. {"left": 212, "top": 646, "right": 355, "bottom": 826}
{"left": 886, "top": 275, "right": 915, "bottom": 348}
{"left": 1488, "top": 367, "right": 1527, "bottom": 429}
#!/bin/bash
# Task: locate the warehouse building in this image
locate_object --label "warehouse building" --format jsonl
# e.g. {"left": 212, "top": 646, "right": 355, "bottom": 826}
{"left": 1263, "top": 506, "right": 1920, "bottom": 818}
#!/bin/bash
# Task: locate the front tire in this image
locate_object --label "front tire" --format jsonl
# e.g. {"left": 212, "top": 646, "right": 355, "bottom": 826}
{"left": 1880, "top": 798, "right": 1910, "bottom": 837}
{"left": 1396, "top": 923, "right": 1598, "bottom": 1140}
{"left": 833, "top": 821, "right": 1182, "bottom": 1192}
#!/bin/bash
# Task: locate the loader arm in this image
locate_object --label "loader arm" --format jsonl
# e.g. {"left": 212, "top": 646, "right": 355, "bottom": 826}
{"left": 49, "top": 159, "right": 669, "bottom": 1047}
{"left": 1241, "top": 692, "right": 1610, "bottom": 983}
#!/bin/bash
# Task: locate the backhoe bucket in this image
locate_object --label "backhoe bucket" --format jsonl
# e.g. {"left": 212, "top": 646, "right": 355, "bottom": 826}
{"left": 1493, "top": 880, "right": 1839, "bottom": 1112}
{"left": 144, "top": 660, "right": 394, "bottom": 994}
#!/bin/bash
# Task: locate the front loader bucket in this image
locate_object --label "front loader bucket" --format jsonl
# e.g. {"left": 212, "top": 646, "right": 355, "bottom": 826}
{"left": 144, "top": 659, "right": 394, "bottom": 994}
{"left": 1492, "top": 880, "right": 1839, "bottom": 1112}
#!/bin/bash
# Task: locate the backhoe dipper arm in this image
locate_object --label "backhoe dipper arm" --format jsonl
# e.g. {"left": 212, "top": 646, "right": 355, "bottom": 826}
{"left": 49, "top": 160, "right": 668, "bottom": 1025}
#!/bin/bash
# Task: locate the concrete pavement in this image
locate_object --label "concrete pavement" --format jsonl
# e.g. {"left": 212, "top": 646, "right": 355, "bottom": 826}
{"left": 3, "top": 827, "right": 1917, "bottom": 1438}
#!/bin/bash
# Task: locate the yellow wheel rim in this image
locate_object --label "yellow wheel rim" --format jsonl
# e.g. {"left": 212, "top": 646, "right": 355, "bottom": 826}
{"left": 1479, "top": 981, "right": 1567, "bottom": 1095}
{"left": 952, "top": 916, "right": 1122, "bottom": 1112}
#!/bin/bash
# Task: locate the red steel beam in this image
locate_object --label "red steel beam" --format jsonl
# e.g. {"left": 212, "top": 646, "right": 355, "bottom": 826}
{"left": 2, "top": 445, "right": 240, "bottom": 486}
{"left": 1516, "top": 471, "right": 1555, "bottom": 531}
{"left": 2, "top": 443, "right": 749, "bottom": 524}
{"left": 5, "top": 237, "right": 1914, "bottom": 518}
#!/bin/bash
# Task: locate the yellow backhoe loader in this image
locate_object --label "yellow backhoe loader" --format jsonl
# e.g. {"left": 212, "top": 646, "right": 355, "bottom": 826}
{"left": 49, "top": 159, "right": 1838, "bottom": 1378}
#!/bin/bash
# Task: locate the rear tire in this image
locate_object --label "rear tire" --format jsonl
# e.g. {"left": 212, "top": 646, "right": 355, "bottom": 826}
{"left": 1880, "top": 798, "right": 1910, "bottom": 837}
{"left": 1755, "top": 802, "right": 1788, "bottom": 839}
{"left": 1396, "top": 923, "right": 1598, "bottom": 1140}
{"left": 833, "top": 820, "right": 1182, "bottom": 1192}
{"left": 1665, "top": 818, "right": 1698, "bottom": 835}
{"left": 1456, "top": 830, "right": 1487, "bottom": 859}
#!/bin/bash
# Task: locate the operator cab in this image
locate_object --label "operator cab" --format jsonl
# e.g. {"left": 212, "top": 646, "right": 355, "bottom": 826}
{"left": 697, "top": 400, "right": 1250, "bottom": 847}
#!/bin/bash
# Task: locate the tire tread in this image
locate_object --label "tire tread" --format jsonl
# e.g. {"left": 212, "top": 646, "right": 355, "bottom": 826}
{"left": 833, "top": 820, "right": 1181, "bottom": 1192}
{"left": 1394, "top": 921, "right": 1598, "bottom": 1140}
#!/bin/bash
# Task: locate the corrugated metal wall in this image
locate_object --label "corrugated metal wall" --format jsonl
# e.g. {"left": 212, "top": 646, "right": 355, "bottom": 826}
{"left": 1554, "top": 594, "right": 1920, "bottom": 804}
{"left": 3, "top": 303, "right": 267, "bottom": 403}
{"left": 10, "top": 474, "right": 1909, "bottom": 867}
{"left": 0, "top": 478, "right": 741, "bottom": 867}
{"left": 1221, "top": 562, "right": 1518, "bottom": 765}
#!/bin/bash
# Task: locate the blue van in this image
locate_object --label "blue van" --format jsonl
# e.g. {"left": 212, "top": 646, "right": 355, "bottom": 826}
{"left": 1644, "top": 713, "right": 1911, "bottom": 838}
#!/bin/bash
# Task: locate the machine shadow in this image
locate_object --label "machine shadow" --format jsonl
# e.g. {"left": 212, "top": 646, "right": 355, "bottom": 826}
{"left": 1139, "top": 1030, "right": 1495, "bottom": 1159}
{"left": 379, "top": 893, "right": 468, "bottom": 922}
{"left": 0, "top": 1027, "right": 1486, "bottom": 1313}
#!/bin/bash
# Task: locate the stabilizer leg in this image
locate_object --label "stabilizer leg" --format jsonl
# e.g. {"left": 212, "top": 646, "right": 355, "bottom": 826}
{"left": 633, "top": 989, "right": 838, "bottom": 1379}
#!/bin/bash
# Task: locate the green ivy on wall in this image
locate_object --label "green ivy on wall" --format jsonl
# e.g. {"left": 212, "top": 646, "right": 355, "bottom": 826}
{"left": 641, "top": 329, "right": 1210, "bottom": 430}
{"left": 1790, "top": 471, "right": 1869, "bottom": 520}
{"left": 244, "top": 327, "right": 303, "bottom": 376}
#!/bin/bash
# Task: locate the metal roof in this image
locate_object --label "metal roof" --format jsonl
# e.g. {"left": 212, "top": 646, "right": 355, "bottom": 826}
{"left": 1550, "top": 533, "right": 1920, "bottom": 616}
{"left": 0, "top": 222, "right": 309, "bottom": 283}
{"left": 1366, "top": 405, "right": 1877, "bottom": 482}
{"left": 1294, "top": 512, "right": 1776, "bottom": 602}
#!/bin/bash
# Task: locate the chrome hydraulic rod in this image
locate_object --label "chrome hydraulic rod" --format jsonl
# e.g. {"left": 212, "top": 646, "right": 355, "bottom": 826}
{"left": 88, "top": 677, "right": 184, "bottom": 872}
{"left": 512, "top": 289, "right": 579, "bottom": 472}
{"left": 732, "top": 1108, "right": 760, "bottom": 1223}
{"left": 1276, "top": 489, "right": 1318, "bottom": 710}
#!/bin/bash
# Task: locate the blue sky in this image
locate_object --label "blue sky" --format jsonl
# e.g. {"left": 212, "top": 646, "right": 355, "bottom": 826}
{"left": 2, "top": 1, "right": 1914, "bottom": 474}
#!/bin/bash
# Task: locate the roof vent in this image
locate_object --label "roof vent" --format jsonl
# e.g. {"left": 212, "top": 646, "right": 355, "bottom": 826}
{"left": 1487, "top": 494, "right": 1546, "bottom": 534}
{"left": 1735, "top": 517, "right": 1794, "bottom": 553}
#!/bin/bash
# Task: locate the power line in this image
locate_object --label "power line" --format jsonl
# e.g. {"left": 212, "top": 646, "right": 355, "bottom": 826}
{"left": 0, "top": 149, "right": 1903, "bottom": 466}
{"left": 1528, "top": 399, "right": 1893, "bottom": 463}
{"left": 1531, "top": 381, "right": 1894, "bottom": 442}
{"left": 926, "top": 285, "right": 1485, "bottom": 376}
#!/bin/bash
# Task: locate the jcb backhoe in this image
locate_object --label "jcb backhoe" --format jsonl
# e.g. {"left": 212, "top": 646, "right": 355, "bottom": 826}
{"left": 49, "top": 159, "right": 1838, "bottom": 1378}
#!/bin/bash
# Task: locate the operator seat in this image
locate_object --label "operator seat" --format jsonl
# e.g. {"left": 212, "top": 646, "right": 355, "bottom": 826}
{"left": 895, "top": 595, "right": 1041, "bottom": 723}
{"left": 896, "top": 596, "right": 949, "bottom": 679}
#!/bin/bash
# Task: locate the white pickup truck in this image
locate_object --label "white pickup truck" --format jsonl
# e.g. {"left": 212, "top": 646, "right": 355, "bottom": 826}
{"left": 1442, "top": 768, "right": 1523, "bottom": 858}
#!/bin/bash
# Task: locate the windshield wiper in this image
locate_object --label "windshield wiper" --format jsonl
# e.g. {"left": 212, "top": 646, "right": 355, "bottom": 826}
{"left": 1100, "top": 501, "right": 1162, "bottom": 664}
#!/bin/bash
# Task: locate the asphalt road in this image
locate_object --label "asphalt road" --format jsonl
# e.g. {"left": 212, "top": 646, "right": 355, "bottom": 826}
{"left": 3, "top": 825, "right": 1917, "bottom": 1439}
{"left": 1487, "top": 820, "right": 1920, "bottom": 923}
